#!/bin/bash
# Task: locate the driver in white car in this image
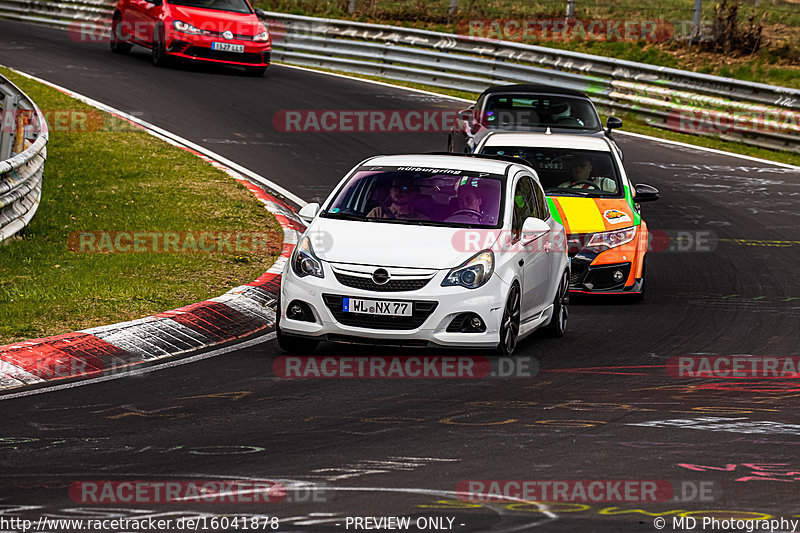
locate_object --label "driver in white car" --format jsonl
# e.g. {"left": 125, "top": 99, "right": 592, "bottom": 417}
{"left": 456, "top": 184, "right": 483, "bottom": 212}
{"left": 445, "top": 183, "right": 486, "bottom": 223}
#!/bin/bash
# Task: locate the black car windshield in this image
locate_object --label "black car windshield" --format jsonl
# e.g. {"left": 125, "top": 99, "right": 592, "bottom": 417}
{"left": 481, "top": 95, "right": 601, "bottom": 131}
{"left": 321, "top": 168, "right": 505, "bottom": 228}
{"left": 480, "top": 147, "right": 622, "bottom": 197}
{"left": 167, "top": 0, "right": 252, "bottom": 14}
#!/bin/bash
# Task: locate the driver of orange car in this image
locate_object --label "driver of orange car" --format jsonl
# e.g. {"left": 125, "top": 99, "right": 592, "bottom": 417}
{"left": 559, "top": 157, "right": 616, "bottom": 192}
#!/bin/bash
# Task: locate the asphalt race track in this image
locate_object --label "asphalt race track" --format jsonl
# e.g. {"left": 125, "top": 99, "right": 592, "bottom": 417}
{"left": 2, "top": 19, "right": 800, "bottom": 532}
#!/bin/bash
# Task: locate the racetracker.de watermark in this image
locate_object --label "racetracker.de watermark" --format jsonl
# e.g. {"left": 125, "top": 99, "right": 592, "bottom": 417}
{"left": 0, "top": 358, "right": 104, "bottom": 381}
{"left": 68, "top": 231, "right": 278, "bottom": 254}
{"left": 301, "top": 229, "right": 716, "bottom": 257}
{"left": 273, "top": 110, "right": 458, "bottom": 133}
{"left": 273, "top": 356, "right": 538, "bottom": 379}
{"left": 447, "top": 229, "right": 718, "bottom": 255}
{"left": 666, "top": 110, "right": 800, "bottom": 137}
{"left": 0, "top": 516, "right": 282, "bottom": 532}
{"left": 68, "top": 480, "right": 328, "bottom": 504}
{"left": 457, "top": 479, "right": 718, "bottom": 504}
{"left": 1, "top": 109, "right": 141, "bottom": 133}
{"left": 458, "top": 18, "right": 675, "bottom": 43}
{"left": 667, "top": 356, "right": 800, "bottom": 379}
{"left": 67, "top": 19, "right": 287, "bottom": 43}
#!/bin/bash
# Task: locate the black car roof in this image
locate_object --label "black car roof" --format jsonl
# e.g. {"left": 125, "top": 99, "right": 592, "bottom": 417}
{"left": 479, "top": 84, "right": 588, "bottom": 99}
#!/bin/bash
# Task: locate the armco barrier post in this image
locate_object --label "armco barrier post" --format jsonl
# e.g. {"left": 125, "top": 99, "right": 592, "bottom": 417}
{"left": 13, "top": 109, "right": 26, "bottom": 154}
{"left": 0, "top": 89, "right": 18, "bottom": 160}
{"left": 566, "top": 0, "right": 576, "bottom": 20}
{"left": 691, "top": 0, "right": 703, "bottom": 42}
{"left": 0, "top": 74, "right": 48, "bottom": 243}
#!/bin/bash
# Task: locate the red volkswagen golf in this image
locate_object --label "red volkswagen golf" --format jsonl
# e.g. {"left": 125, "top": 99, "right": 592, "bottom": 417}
{"left": 110, "top": 0, "right": 271, "bottom": 76}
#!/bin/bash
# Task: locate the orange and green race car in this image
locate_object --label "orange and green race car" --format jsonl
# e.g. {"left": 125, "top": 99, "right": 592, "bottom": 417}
{"left": 476, "top": 132, "right": 659, "bottom": 298}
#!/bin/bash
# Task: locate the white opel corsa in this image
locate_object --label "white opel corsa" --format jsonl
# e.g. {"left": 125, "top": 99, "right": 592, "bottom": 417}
{"left": 277, "top": 154, "right": 570, "bottom": 356}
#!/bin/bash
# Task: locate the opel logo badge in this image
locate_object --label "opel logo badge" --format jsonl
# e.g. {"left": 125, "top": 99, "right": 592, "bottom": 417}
{"left": 372, "top": 268, "right": 390, "bottom": 285}
{"left": 223, "top": 30, "right": 233, "bottom": 40}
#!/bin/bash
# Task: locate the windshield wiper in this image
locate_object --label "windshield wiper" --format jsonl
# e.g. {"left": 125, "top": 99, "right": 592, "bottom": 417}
{"left": 545, "top": 189, "right": 592, "bottom": 197}
{"left": 321, "top": 212, "right": 365, "bottom": 221}
{"left": 368, "top": 218, "right": 458, "bottom": 227}
{"left": 404, "top": 220, "right": 464, "bottom": 227}
{"left": 370, "top": 218, "right": 428, "bottom": 226}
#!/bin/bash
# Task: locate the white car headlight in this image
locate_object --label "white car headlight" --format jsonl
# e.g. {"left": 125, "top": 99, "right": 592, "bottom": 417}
{"left": 291, "top": 236, "right": 324, "bottom": 278}
{"left": 253, "top": 30, "right": 269, "bottom": 42}
{"left": 173, "top": 20, "right": 202, "bottom": 34}
{"left": 442, "top": 250, "right": 494, "bottom": 289}
{"left": 586, "top": 226, "right": 637, "bottom": 252}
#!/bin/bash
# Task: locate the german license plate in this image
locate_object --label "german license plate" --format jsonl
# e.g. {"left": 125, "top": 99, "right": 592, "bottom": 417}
{"left": 211, "top": 42, "right": 244, "bottom": 53}
{"left": 343, "top": 298, "right": 412, "bottom": 316}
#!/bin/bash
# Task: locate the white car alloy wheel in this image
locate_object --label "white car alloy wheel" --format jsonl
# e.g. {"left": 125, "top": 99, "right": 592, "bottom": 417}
{"left": 546, "top": 270, "right": 569, "bottom": 337}
{"left": 497, "top": 282, "right": 521, "bottom": 356}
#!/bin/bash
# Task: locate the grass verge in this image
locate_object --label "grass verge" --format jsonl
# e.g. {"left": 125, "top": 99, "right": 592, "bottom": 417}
{"left": 281, "top": 63, "right": 800, "bottom": 167}
{"left": 0, "top": 68, "right": 282, "bottom": 344}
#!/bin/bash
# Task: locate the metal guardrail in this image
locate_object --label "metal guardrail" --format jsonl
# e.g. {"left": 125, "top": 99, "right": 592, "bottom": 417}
{"left": 0, "top": 0, "right": 111, "bottom": 32}
{"left": 1, "top": 2, "right": 798, "bottom": 153}
{"left": 0, "top": 75, "right": 48, "bottom": 242}
{"left": 265, "top": 12, "right": 800, "bottom": 154}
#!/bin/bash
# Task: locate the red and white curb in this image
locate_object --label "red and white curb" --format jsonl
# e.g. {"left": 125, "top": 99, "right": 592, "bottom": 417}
{"left": 0, "top": 69, "right": 307, "bottom": 393}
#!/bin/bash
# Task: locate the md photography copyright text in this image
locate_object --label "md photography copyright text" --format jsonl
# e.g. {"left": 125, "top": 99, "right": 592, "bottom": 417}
{"left": 654, "top": 516, "right": 799, "bottom": 531}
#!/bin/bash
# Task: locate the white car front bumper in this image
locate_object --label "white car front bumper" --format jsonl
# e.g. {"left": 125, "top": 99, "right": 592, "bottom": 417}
{"left": 279, "top": 262, "right": 510, "bottom": 348}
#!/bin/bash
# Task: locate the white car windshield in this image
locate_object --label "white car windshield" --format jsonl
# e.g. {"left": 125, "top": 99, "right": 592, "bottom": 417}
{"left": 321, "top": 168, "right": 505, "bottom": 228}
{"left": 480, "top": 147, "right": 622, "bottom": 197}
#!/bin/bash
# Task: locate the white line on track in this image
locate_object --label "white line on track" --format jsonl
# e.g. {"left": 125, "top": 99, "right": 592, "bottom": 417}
{"left": 0, "top": 67, "right": 304, "bottom": 399}
{"left": 277, "top": 63, "right": 800, "bottom": 171}
{"left": 615, "top": 129, "right": 800, "bottom": 170}
{"left": 4, "top": 61, "right": 563, "bottom": 528}
{"left": 162, "top": 471, "right": 559, "bottom": 528}
{"left": 5, "top": 67, "right": 308, "bottom": 206}
{"left": 0, "top": 332, "right": 275, "bottom": 401}
{"left": 4, "top": 62, "right": 789, "bottom": 408}
{"left": 0, "top": 470, "right": 557, "bottom": 530}
{"left": 12, "top": 57, "right": 790, "bottom": 529}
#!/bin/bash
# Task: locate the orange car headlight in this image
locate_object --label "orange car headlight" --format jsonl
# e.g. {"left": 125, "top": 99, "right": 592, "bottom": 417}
{"left": 586, "top": 226, "right": 637, "bottom": 253}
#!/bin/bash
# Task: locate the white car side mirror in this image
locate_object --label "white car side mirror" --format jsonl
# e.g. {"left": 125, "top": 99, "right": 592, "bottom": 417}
{"left": 298, "top": 202, "right": 320, "bottom": 224}
{"left": 521, "top": 217, "right": 550, "bottom": 244}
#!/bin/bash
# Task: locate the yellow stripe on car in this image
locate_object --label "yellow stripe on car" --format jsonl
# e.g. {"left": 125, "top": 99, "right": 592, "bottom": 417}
{"left": 553, "top": 197, "right": 606, "bottom": 234}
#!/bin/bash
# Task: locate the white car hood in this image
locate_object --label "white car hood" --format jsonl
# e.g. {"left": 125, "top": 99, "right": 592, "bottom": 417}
{"left": 307, "top": 217, "right": 485, "bottom": 269}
